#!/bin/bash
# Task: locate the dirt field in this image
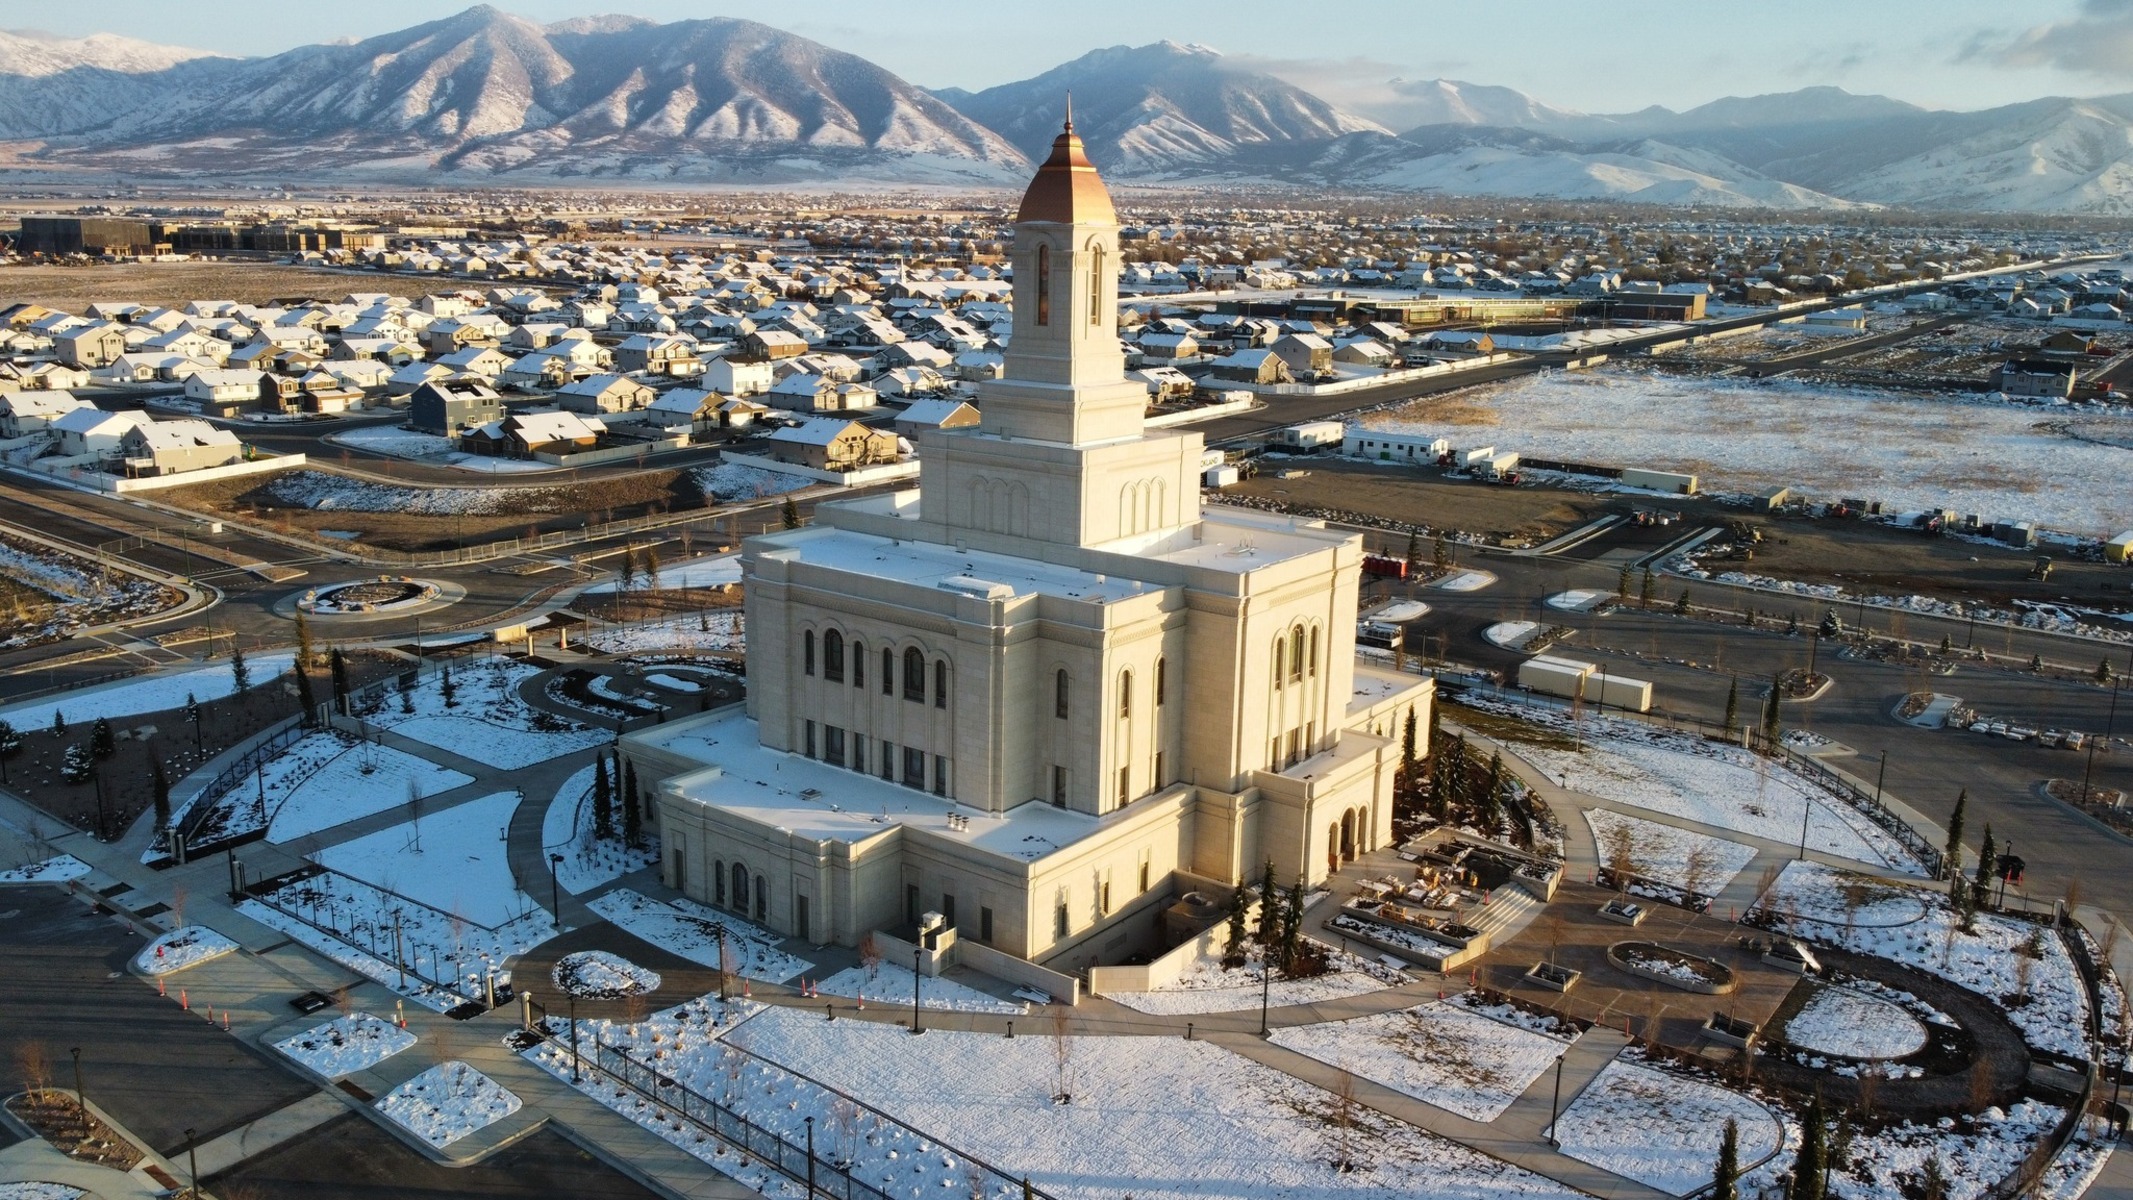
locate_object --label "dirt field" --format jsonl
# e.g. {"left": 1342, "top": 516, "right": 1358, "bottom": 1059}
{"left": 1716, "top": 513, "right": 2133, "bottom": 610}
{"left": 160, "top": 467, "right": 709, "bottom": 554}
{"left": 0, "top": 260, "right": 383, "bottom": 311}
{"left": 1224, "top": 457, "right": 1612, "bottom": 545}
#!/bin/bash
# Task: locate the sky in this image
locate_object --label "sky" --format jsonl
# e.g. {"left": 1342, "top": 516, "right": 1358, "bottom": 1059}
{"left": 23, "top": 0, "right": 2133, "bottom": 122}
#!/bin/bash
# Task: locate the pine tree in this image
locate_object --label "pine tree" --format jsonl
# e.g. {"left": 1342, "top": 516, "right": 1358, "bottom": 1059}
{"left": 1949, "top": 874, "right": 1977, "bottom": 933}
{"left": 1722, "top": 676, "right": 1740, "bottom": 737}
{"left": 51, "top": 710, "right": 65, "bottom": 738}
{"left": 623, "top": 757, "right": 643, "bottom": 847}
{"left": 2100, "top": 659, "right": 2116, "bottom": 685}
{"left": 439, "top": 663, "right": 457, "bottom": 708}
{"left": 90, "top": 717, "right": 115, "bottom": 761}
{"left": 1403, "top": 530, "right": 1420, "bottom": 574}
{"left": 592, "top": 755, "right": 615, "bottom": 840}
{"left": 1919, "top": 1153, "right": 1948, "bottom": 1200}
{"left": 643, "top": 544, "right": 662, "bottom": 590}
{"left": 1279, "top": 880, "right": 1305, "bottom": 974}
{"left": 230, "top": 643, "right": 250, "bottom": 692}
{"left": 1787, "top": 1094, "right": 1827, "bottom": 1200}
{"left": 295, "top": 610, "right": 315, "bottom": 670}
{"left": 781, "top": 495, "right": 801, "bottom": 529}
{"left": 1975, "top": 824, "right": 1996, "bottom": 896}
{"left": 1944, "top": 789, "right": 1967, "bottom": 878}
{"left": 293, "top": 662, "right": 317, "bottom": 720}
{"left": 1256, "top": 859, "right": 1278, "bottom": 944}
{"left": 1787, "top": 612, "right": 1800, "bottom": 635}
{"left": 1225, "top": 882, "right": 1248, "bottom": 950}
{"left": 1617, "top": 564, "right": 1632, "bottom": 603}
{"left": 1432, "top": 531, "right": 1450, "bottom": 572}
{"left": 330, "top": 647, "right": 351, "bottom": 709}
{"left": 1761, "top": 674, "right": 1782, "bottom": 749}
{"left": 1640, "top": 566, "right": 1656, "bottom": 607}
{"left": 1675, "top": 588, "right": 1692, "bottom": 615}
{"left": 1480, "top": 751, "right": 1506, "bottom": 832}
{"left": 1711, "top": 1118, "right": 1740, "bottom": 1200}
{"left": 151, "top": 757, "right": 171, "bottom": 833}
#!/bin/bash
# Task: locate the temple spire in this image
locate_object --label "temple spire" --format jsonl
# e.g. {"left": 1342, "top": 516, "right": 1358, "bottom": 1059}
{"left": 1064, "top": 92, "right": 1074, "bottom": 133}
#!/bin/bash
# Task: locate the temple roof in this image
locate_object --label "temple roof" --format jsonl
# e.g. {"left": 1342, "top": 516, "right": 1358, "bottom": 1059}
{"left": 1015, "top": 106, "right": 1116, "bottom": 227}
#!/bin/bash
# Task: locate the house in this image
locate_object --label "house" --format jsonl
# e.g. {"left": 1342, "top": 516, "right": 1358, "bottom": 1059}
{"left": 437, "top": 346, "right": 514, "bottom": 381}
{"left": 738, "top": 330, "right": 808, "bottom": 361}
{"left": 626, "top": 388, "right": 721, "bottom": 435}
{"left": 1991, "top": 359, "right": 2077, "bottom": 398}
{"left": 56, "top": 322, "right": 129, "bottom": 369}
{"left": 118, "top": 419, "right": 244, "bottom": 476}
{"left": 556, "top": 374, "right": 657, "bottom": 415}
{"left": 891, "top": 398, "right": 979, "bottom": 440}
{"left": 761, "top": 417, "right": 900, "bottom": 472}
{"left": 1128, "top": 366, "right": 1195, "bottom": 401}
{"left": 719, "top": 397, "right": 771, "bottom": 429}
{"left": 614, "top": 334, "right": 703, "bottom": 377}
{"left": 461, "top": 411, "right": 607, "bottom": 458}
{"left": 766, "top": 373, "right": 878, "bottom": 414}
{"left": 703, "top": 357, "right": 775, "bottom": 397}
{"left": 1136, "top": 332, "right": 1200, "bottom": 361}
{"left": 387, "top": 361, "right": 456, "bottom": 397}
{"left": 1270, "top": 334, "right": 1334, "bottom": 377}
{"left": 184, "top": 369, "right": 270, "bottom": 414}
{"left": 1803, "top": 307, "right": 1868, "bottom": 332}
{"left": 51, "top": 407, "right": 152, "bottom": 457}
{"left": 1208, "top": 348, "right": 1291, "bottom": 386}
{"left": 0, "top": 390, "right": 92, "bottom": 438}
{"left": 409, "top": 380, "right": 506, "bottom": 436}
{"left": 1330, "top": 339, "right": 1395, "bottom": 368}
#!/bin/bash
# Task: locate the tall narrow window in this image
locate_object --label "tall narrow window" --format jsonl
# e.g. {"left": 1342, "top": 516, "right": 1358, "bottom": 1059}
{"left": 934, "top": 659, "right": 949, "bottom": 709}
{"left": 1089, "top": 247, "right": 1105, "bottom": 325}
{"left": 1052, "top": 765, "right": 1068, "bottom": 807}
{"left": 1153, "top": 751, "right": 1165, "bottom": 787}
{"left": 1154, "top": 657, "right": 1166, "bottom": 706}
{"left": 803, "top": 629, "right": 815, "bottom": 676}
{"left": 823, "top": 629, "right": 844, "bottom": 682}
{"left": 904, "top": 648, "right": 926, "bottom": 701}
{"left": 1055, "top": 669, "right": 1070, "bottom": 719}
{"left": 1308, "top": 627, "right": 1319, "bottom": 677}
{"left": 1290, "top": 626, "right": 1306, "bottom": 683}
{"left": 882, "top": 647, "right": 894, "bottom": 695}
{"left": 1118, "top": 670, "right": 1133, "bottom": 718}
{"left": 1117, "top": 765, "right": 1130, "bottom": 808}
{"left": 1035, "top": 244, "right": 1051, "bottom": 326}
{"left": 1273, "top": 639, "right": 1285, "bottom": 688}
{"left": 852, "top": 641, "right": 865, "bottom": 689}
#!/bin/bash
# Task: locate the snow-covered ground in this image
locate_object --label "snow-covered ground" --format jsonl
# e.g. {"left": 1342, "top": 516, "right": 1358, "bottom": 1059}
{"left": 1512, "top": 720, "right": 1921, "bottom": 872}
{"left": 265, "top": 471, "right": 562, "bottom": 516}
{"left": 1831, "top": 1101, "right": 2066, "bottom": 1200}
{"left": 1270, "top": 998, "right": 1574, "bottom": 1122}
{"left": 1779, "top": 983, "right": 1928, "bottom": 1059}
{"left": 134, "top": 925, "right": 238, "bottom": 975}
{"left": 273, "top": 1012, "right": 416, "bottom": 1077}
{"left": 584, "top": 552, "right": 743, "bottom": 594}
{"left": 1102, "top": 942, "right": 1399, "bottom": 1015}
{"left": 539, "top": 763, "right": 659, "bottom": 895}
{"left": 1582, "top": 809, "right": 1759, "bottom": 895}
{"left": 541, "top": 999, "right": 1582, "bottom": 1200}
{"left": 0, "top": 530, "right": 176, "bottom": 650}
{"left": 554, "top": 951, "right": 661, "bottom": 999}
{"left": 1365, "top": 368, "right": 2133, "bottom": 536}
{"left": 0, "top": 855, "right": 90, "bottom": 884}
{"left": 328, "top": 425, "right": 559, "bottom": 474}
{"left": 1434, "top": 570, "right": 1497, "bottom": 592}
{"left": 1553, "top": 1059, "right": 1786, "bottom": 1196}
{"left": 0, "top": 1185, "right": 86, "bottom": 1200}
{"left": 645, "top": 671, "right": 707, "bottom": 692}
{"left": 815, "top": 962, "right": 1027, "bottom": 1015}
{"left": 693, "top": 462, "right": 811, "bottom": 501}
{"left": 2036, "top": 1130, "right": 2115, "bottom": 1200}
{"left": 0, "top": 651, "right": 297, "bottom": 730}
{"left": 310, "top": 790, "right": 540, "bottom": 930}
{"left": 178, "top": 729, "right": 477, "bottom": 847}
{"left": 1751, "top": 861, "right": 2090, "bottom": 1058}
{"left": 584, "top": 612, "right": 744, "bottom": 655}
{"left": 588, "top": 888, "right": 811, "bottom": 983}
{"left": 377, "top": 1061, "right": 521, "bottom": 1148}
{"left": 372, "top": 658, "right": 609, "bottom": 768}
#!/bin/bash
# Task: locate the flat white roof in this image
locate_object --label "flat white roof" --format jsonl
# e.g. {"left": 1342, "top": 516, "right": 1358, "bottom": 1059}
{"left": 766, "top": 526, "right": 1147, "bottom": 604}
{"left": 644, "top": 710, "right": 1102, "bottom": 860}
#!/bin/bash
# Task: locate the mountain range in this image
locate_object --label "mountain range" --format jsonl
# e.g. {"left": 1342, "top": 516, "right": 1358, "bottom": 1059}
{"left": 9, "top": 7, "right": 2133, "bottom": 215}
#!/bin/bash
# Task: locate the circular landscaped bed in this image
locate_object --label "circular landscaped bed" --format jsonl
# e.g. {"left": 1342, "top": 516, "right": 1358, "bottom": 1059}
{"left": 1607, "top": 941, "right": 1736, "bottom": 994}
{"left": 553, "top": 950, "right": 662, "bottom": 999}
{"left": 1780, "top": 983, "right": 1928, "bottom": 1060}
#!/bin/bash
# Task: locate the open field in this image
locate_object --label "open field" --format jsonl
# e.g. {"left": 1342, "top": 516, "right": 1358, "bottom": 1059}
{"left": 0, "top": 260, "right": 378, "bottom": 311}
{"left": 1224, "top": 457, "right": 1610, "bottom": 545}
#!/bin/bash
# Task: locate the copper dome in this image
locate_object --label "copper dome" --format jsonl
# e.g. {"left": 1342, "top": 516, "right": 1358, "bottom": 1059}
{"left": 1015, "top": 109, "right": 1116, "bottom": 226}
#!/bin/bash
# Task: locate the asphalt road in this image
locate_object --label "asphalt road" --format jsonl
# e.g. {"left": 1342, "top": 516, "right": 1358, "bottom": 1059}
{"left": 211, "top": 1113, "right": 664, "bottom": 1200}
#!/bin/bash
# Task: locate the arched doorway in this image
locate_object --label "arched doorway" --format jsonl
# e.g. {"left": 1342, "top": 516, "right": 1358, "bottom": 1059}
{"left": 1339, "top": 810, "right": 1356, "bottom": 863}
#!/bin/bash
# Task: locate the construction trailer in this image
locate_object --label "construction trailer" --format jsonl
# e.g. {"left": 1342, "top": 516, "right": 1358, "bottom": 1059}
{"left": 1516, "top": 654, "right": 1655, "bottom": 713}
{"left": 1274, "top": 421, "right": 1344, "bottom": 450}
{"left": 2107, "top": 531, "right": 2133, "bottom": 564}
{"left": 1621, "top": 467, "right": 1700, "bottom": 495}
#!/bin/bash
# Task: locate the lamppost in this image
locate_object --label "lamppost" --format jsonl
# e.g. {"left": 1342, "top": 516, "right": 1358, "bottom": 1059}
{"left": 1547, "top": 1055, "right": 1565, "bottom": 1146}
{"left": 1259, "top": 956, "right": 1272, "bottom": 1038}
{"left": 717, "top": 929, "right": 730, "bottom": 1002}
{"left": 70, "top": 1047, "right": 83, "bottom": 1115}
{"left": 806, "top": 1114, "right": 817, "bottom": 1199}
{"left": 1873, "top": 750, "right": 1888, "bottom": 809}
{"left": 548, "top": 852, "right": 564, "bottom": 924}
{"left": 569, "top": 994, "right": 581, "bottom": 1082}
{"left": 911, "top": 946, "right": 925, "bottom": 1035}
{"left": 2080, "top": 677, "right": 2121, "bottom": 809}
{"left": 185, "top": 1127, "right": 199, "bottom": 1200}
{"left": 1998, "top": 842, "right": 2015, "bottom": 910}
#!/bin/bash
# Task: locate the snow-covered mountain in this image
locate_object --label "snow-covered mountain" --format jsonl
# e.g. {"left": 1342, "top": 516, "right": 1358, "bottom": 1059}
{"left": 936, "top": 41, "right": 1386, "bottom": 174}
{"left": 17, "top": 7, "right": 1026, "bottom": 183}
{"left": 1387, "top": 80, "right": 1598, "bottom": 137}
{"left": 0, "top": 30, "right": 229, "bottom": 139}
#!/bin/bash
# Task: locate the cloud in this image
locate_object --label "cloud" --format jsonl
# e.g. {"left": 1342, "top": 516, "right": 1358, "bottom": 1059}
{"left": 1971, "top": 0, "right": 2133, "bottom": 75}
{"left": 1223, "top": 53, "right": 1490, "bottom": 128}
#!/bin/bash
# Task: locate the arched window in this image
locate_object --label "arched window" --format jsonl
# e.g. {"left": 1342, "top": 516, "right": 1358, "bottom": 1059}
{"left": 1154, "top": 657, "right": 1167, "bottom": 706}
{"left": 803, "top": 629, "right": 815, "bottom": 676}
{"left": 1118, "top": 670, "right": 1133, "bottom": 718}
{"left": 1055, "top": 669, "right": 1070, "bottom": 719}
{"left": 1289, "top": 626, "right": 1306, "bottom": 683}
{"left": 934, "top": 659, "right": 949, "bottom": 709}
{"left": 1307, "top": 627, "right": 1319, "bottom": 678}
{"left": 1035, "top": 244, "right": 1051, "bottom": 326}
{"left": 823, "top": 629, "right": 844, "bottom": 682}
{"left": 852, "top": 641, "right": 865, "bottom": 689}
{"left": 882, "top": 647, "right": 894, "bottom": 695}
{"left": 755, "top": 875, "right": 767, "bottom": 921}
{"left": 1272, "top": 638, "right": 1285, "bottom": 688}
{"left": 904, "top": 647, "right": 926, "bottom": 701}
{"left": 1089, "top": 246, "right": 1105, "bottom": 326}
{"left": 730, "top": 862, "right": 749, "bottom": 911}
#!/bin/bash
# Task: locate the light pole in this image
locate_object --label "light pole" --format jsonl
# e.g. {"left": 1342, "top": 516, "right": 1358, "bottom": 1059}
{"left": 548, "top": 852, "right": 564, "bottom": 924}
{"left": 569, "top": 994, "right": 581, "bottom": 1082}
{"left": 1547, "top": 1055, "right": 1565, "bottom": 1146}
{"left": 1259, "top": 956, "right": 1272, "bottom": 1037}
{"left": 70, "top": 1047, "right": 83, "bottom": 1116}
{"left": 806, "top": 1114, "right": 817, "bottom": 1199}
{"left": 1798, "top": 791, "right": 1811, "bottom": 863}
{"left": 911, "top": 946, "right": 925, "bottom": 1035}
{"left": 1873, "top": 750, "right": 1888, "bottom": 809}
{"left": 185, "top": 1127, "right": 199, "bottom": 1200}
{"left": 2080, "top": 677, "right": 2120, "bottom": 809}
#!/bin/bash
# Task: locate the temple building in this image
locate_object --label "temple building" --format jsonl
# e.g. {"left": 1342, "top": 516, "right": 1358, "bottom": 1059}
{"left": 632, "top": 111, "right": 1431, "bottom": 978}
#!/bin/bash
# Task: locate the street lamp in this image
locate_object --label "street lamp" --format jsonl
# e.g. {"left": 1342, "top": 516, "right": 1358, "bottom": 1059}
{"left": 70, "top": 1047, "right": 83, "bottom": 1116}
{"left": 806, "top": 1115, "right": 817, "bottom": 1199}
{"left": 569, "top": 994, "right": 581, "bottom": 1082}
{"left": 548, "top": 852, "right": 564, "bottom": 924}
{"left": 185, "top": 1127, "right": 199, "bottom": 1200}
{"left": 1547, "top": 1055, "right": 1565, "bottom": 1146}
{"left": 911, "top": 946, "right": 925, "bottom": 1035}
{"left": 2080, "top": 677, "right": 2121, "bottom": 810}
{"left": 1259, "top": 955, "right": 1272, "bottom": 1038}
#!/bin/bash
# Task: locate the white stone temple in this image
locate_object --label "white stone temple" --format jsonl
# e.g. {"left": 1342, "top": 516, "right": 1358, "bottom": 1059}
{"left": 635, "top": 111, "right": 1431, "bottom": 974}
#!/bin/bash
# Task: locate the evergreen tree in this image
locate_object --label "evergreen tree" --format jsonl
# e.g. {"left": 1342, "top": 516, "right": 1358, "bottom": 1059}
{"left": 184, "top": 694, "right": 202, "bottom": 753}
{"left": 1975, "top": 824, "right": 1996, "bottom": 896}
{"left": 1225, "top": 882, "right": 1248, "bottom": 949}
{"left": 781, "top": 495, "right": 801, "bottom": 529}
{"left": 1938, "top": 634, "right": 1952, "bottom": 655}
{"left": 1786, "top": 612, "right": 1800, "bottom": 635}
{"left": 1722, "top": 676, "right": 1740, "bottom": 738}
{"left": 1919, "top": 1153, "right": 1948, "bottom": 1200}
{"left": 1787, "top": 1094, "right": 1827, "bottom": 1200}
{"left": 89, "top": 717, "right": 115, "bottom": 761}
{"left": 2100, "top": 659, "right": 2116, "bottom": 685}
{"left": 0, "top": 719, "right": 18, "bottom": 763}
{"left": 1480, "top": 751, "right": 1506, "bottom": 833}
{"left": 1432, "top": 531, "right": 1450, "bottom": 572}
{"left": 330, "top": 647, "right": 351, "bottom": 709}
{"left": 1944, "top": 789, "right": 1967, "bottom": 878}
{"left": 622, "top": 757, "right": 643, "bottom": 847}
{"left": 293, "top": 662, "right": 317, "bottom": 720}
{"left": 1949, "top": 874, "right": 1977, "bottom": 933}
{"left": 1256, "top": 859, "right": 1278, "bottom": 944}
{"left": 1403, "top": 530, "right": 1420, "bottom": 574}
{"left": 1711, "top": 1118, "right": 1740, "bottom": 1200}
{"left": 295, "top": 610, "right": 315, "bottom": 670}
{"left": 1279, "top": 880, "right": 1305, "bottom": 974}
{"left": 1640, "top": 566, "right": 1656, "bottom": 607}
{"left": 439, "top": 663, "right": 457, "bottom": 708}
{"left": 151, "top": 757, "right": 171, "bottom": 833}
{"left": 1675, "top": 588, "right": 1692, "bottom": 615}
{"left": 51, "top": 709, "right": 64, "bottom": 737}
{"left": 1761, "top": 674, "right": 1782, "bottom": 749}
{"left": 643, "top": 544, "right": 662, "bottom": 590}
{"left": 592, "top": 754, "right": 615, "bottom": 840}
{"left": 617, "top": 544, "right": 638, "bottom": 592}
{"left": 1617, "top": 564, "right": 1632, "bottom": 603}
{"left": 230, "top": 643, "right": 250, "bottom": 692}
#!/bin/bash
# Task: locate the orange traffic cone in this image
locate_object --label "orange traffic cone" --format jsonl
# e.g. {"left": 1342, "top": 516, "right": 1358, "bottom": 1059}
{"left": 180, "top": 988, "right": 189, "bottom": 1010}
{"left": 158, "top": 975, "right": 166, "bottom": 997}
{"left": 222, "top": 1011, "right": 230, "bottom": 1031}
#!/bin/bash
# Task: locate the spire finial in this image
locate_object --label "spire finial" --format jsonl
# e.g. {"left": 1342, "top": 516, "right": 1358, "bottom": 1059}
{"left": 1064, "top": 92, "right": 1074, "bottom": 134}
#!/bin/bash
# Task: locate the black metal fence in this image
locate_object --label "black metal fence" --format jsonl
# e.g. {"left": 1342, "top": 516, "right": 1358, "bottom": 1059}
{"left": 573, "top": 1032, "right": 1058, "bottom": 1200}
{"left": 157, "top": 714, "right": 309, "bottom": 866}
